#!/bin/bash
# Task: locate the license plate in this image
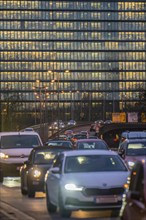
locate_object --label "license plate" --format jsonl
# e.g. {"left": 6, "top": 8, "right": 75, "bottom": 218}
{"left": 33, "top": 181, "right": 39, "bottom": 185}
{"left": 95, "top": 196, "right": 118, "bottom": 203}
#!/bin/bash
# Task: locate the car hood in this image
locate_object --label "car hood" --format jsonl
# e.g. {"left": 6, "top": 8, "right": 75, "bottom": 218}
{"left": 125, "top": 155, "right": 146, "bottom": 163}
{"left": 1, "top": 148, "right": 33, "bottom": 156}
{"left": 61, "top": 172, "right": 130, "bottom": 188}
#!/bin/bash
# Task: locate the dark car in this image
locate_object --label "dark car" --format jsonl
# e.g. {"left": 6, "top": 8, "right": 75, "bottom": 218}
{"left": 46, "top": 140, "right": 73, "bottom": 149}
{"left": 20, "top": 146, "right": 73, "bottom": 198}
{"left": 75, "top": 139, "right": 109, "bottom": 150}
{"left": 118, "top": 138, "right": 146, "bottom": 170}
{"left": 120, "top": 161, "right": 146, "bottom": 220}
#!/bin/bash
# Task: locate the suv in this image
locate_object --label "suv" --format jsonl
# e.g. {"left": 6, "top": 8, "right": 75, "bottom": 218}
{"left": 0, "top": 131, "right": 43, "bottom": 182}
{"left": 118, "top": 138, "right": 146, "bottom": 170}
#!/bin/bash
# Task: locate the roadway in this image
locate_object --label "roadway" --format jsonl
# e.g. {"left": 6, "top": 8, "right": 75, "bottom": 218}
{"left": 0, "top": 177, "right": 120, "bottom": 220}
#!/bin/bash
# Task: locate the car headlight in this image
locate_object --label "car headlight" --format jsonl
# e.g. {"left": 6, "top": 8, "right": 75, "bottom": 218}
{"left": 32, "top": 169, "right": 41, "bottom": 178}
{"left": 64, "top": 183, "right": 83, "bottom": 191}
{"left": 127, "top": 161, "right": 135, "bottom": 169}
{"left": 0, "top": 152, "right": 9, "bottom": 159}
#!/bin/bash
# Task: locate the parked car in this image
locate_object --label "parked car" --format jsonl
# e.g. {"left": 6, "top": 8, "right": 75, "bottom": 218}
{"left": 46, "top": 140, "right": 73, "bottom": 149}
{"left": 45, "top": 150, "right": 130, "bottom": 217}
{"left": 75, "top": 139, "right": 109, "bottom": 150}
{"left": 20, "top": 146, "right": 72, "bottom": 198}
{"left": 0, "top": 131, "right": 43, "bottom": 183}
{"left": 67, "top": 120, "right": 76, "bottom": 126}
{"left": 118, "top": 138, "right": 146, "bottom": 170}
{"left": 120, "top": 161, "right": 146, "bottom": 220}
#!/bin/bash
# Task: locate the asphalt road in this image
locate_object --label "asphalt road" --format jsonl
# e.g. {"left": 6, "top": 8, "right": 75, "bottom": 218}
{"left": 0, "top": 177, "right": 120, "bottom": 220}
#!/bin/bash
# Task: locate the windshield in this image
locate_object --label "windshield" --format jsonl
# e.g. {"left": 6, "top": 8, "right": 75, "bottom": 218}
{"left": 77, "top": 141, "right": 108, "bottom": 150}
{"left": 126, "top": 142, "right": 146, "bottom": 156}
{"left": 34, "top": 150, "right": 57, "bottom": 164}
{"left": 0, "top": 135, "right": 41, "bottom": 149}
{"left": 64, "top": 155, "right": 127, "bottom": 173}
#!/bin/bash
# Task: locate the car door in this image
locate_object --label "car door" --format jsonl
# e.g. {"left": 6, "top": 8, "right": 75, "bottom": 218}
{"left": 123, "top": 162, "right": 145, "bottom": 220}
{"left": 48, "top": 154, "right": 64, "bottom": 205}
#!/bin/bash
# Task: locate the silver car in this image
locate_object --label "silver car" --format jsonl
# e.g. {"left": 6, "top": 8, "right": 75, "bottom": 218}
{"left": 45, "top": 150, "right": 130, "bottom": 218}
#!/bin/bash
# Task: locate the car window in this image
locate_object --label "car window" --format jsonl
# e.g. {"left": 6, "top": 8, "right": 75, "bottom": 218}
{"left": 78, "top": 141, "right": 108, "bottom": 150}
{"left": 34, "top": 151, "right": 57, "bottom": 164}
{"left": 126, "top": 142, "right": 146, "bottom": 156}
{"left": 52, "top": 154, "right": 64, "bottom": 170}
{"left": 0, "top": 135, "right": 41, "bottom": 149}
{"left": 64, "top": 155, "right": 127, "bottom": 173}
{"left": 47, "top": 141, "right": 72, "bottom": 148}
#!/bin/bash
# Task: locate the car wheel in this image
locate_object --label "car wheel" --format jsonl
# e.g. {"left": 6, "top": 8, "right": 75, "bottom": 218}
{"left": 46, "top": 186, "right": 57, "bottom": 213}
{"left": 58, "top": 190, "right": 71, "bottom": 218}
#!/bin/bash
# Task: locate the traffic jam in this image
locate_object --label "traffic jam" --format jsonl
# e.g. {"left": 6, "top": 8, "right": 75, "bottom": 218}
{"left": 0, "top": 121, "right": 146, "bottom": 219}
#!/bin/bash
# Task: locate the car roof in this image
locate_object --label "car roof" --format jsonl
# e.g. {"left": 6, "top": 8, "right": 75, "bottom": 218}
{"left": 76, "top": 139, "right": 104, "bottom": 142}
{"left": 0, "top": 131, "right": 40, "bottom": 137}
{"left": 125, "top": 138, "right": 146, "bottom": 143}
{"left": 62, "top": 149, "right": 117, "bottom": 157}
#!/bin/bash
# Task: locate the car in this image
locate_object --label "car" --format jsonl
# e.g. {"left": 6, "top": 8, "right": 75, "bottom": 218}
{"left": 120, "top": 160, "right": 146, "bottom": 220}
{"left": 80, "top": 130, "right": 89, "bottom": 136}
{"left": 64, "top": 130, "right": 74, "bottom": 137}
{"left": 45, "top": 150, "right": 130, "bottom": 217}
{"left": 67, "top": 120, "right": 76, "bottom": 126}
{"left": 119, "top": 131, "right": 146, "bottom": 147}
{"left": 70, "top": 133, "right": 87, "bottom": 145}
{"left": 0, "top": 131, "right": 43, "bottom": 183}
{"left": 118, "top": 138, "right": 146, "bottom": 170}
{"left": 20, "top": 146, "right": 73, "bottom": 198}
{"left": 23, "top": 127, "right": 34, "bottom": 132}
{"left": 75, "top": 139, "right": 109, "bottom": 150}
{"left": 104, "top": 120, "right": 112, "bottom": 124}
{"left": 46, "top": 140, "right": 74, "bottom": 149}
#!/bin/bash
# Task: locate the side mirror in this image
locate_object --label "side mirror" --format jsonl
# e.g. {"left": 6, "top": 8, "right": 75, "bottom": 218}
{"left": 118, "top": 149, "right": 125, "bottom": 158}
{"left": 50, "top": 167, "right": 60, "bottom": 174}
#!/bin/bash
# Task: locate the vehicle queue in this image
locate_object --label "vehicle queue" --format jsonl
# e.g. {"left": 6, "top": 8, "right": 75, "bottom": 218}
{"left": 0, "top": 123, "right": 146, "bottom": 219}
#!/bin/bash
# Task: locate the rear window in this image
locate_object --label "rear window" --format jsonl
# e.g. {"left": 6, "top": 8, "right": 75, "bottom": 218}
{"left": 77, "top": 141, "right": 108, "bottom": 150}
{"left": 0, "top": 135, "right": 41, "bottom": 149}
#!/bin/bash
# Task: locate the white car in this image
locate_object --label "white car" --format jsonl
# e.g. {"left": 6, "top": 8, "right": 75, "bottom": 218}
{"left": 67, "top": 120, "right": 76, "bottom": 126}
{"left": 0, "top": 131, "right": 43, "bottom": 182}
{"left": 45, "top": 150, "right": 130, "bottom": 217}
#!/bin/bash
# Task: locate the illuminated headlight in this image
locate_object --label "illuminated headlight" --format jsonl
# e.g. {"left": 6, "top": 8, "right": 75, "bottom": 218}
{"left": 32, "top": 169, "right": 41, "bottom": 178}
{"left": 64, "top": 183, "right": 83, "bottom": 191}
{"left": 128, "top": 161, "right": 135, "bottom": 168}
{"left": 0, "top": 152, "right": 9, "bottom": 159}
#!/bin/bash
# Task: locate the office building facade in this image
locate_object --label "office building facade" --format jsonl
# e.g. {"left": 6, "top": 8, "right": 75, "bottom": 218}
{"left": 0, "top": 1, "right": 146, "bottom": 130}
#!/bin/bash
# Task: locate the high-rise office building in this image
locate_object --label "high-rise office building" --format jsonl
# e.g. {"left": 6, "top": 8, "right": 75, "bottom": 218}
{"left": 0, "top": 1, "right": 146, "bottom": 130}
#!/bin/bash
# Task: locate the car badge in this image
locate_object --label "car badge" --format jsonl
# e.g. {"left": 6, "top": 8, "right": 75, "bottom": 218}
{"left": 20, "top": 154, "right": 25, "bottom": 158}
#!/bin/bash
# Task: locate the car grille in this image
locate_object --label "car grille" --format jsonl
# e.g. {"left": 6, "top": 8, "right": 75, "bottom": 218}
{"left": 83, "top": 187, "right": 124, "bottom": 196}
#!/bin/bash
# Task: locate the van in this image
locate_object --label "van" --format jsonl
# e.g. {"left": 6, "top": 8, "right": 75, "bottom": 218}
{"left": 0, "top": 131, "right": 43, "bottom": 182}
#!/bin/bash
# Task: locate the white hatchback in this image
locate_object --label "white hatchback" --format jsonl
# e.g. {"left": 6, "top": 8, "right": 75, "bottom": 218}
{"left": 45, "top": 150, "right": 130, "bottom": 218}
{"left": 0, "top": 131, "right": 43, "bottom": 182}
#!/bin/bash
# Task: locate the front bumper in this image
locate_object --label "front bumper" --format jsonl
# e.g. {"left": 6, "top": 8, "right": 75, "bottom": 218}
{"left": 65, "top": 197, "right": 122, "bottom": 211}
{"left": 62, "top": 189, "right": 123, "bottom": 211}
{"left": 29, "top": 179, "right": 45, "bottom": 192}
